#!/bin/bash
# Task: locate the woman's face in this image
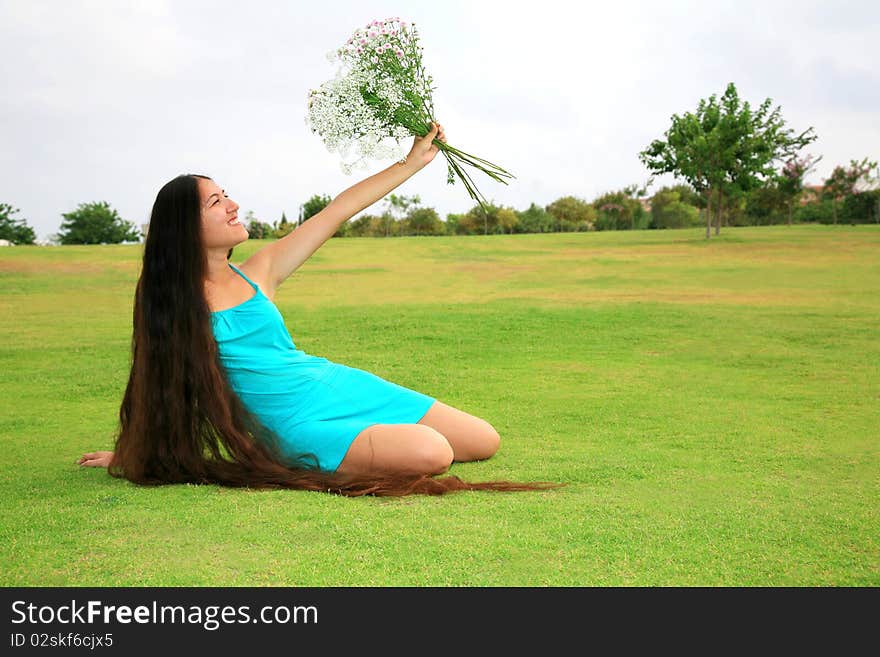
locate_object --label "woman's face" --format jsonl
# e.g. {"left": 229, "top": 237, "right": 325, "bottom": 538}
{"left": 198, "top": 178, "right": 245, "bottom": 249}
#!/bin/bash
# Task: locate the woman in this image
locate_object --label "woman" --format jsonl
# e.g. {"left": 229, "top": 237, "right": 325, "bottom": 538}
{"left": 77, "top": 123, "right": 558, "bottom": 496}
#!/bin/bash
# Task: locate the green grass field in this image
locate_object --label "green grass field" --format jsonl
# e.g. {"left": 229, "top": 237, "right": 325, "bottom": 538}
{"left": 1, "top": 224, "right": 877, "bottom": 585}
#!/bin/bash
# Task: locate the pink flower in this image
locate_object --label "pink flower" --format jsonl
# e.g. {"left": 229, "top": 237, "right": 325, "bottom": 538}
{"left": 395, "top": 49, "right": 403, "bottom": 58}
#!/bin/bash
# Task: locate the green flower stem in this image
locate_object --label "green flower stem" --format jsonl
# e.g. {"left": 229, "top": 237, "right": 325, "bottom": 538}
{"left": 442, "top": 150, "right": 493, "bottom": 215}
{"left": 438, "top": 143, "right": 515, "bottom": 176}
{"left": 436, "top": 142, "right": 515, "bottom": 184}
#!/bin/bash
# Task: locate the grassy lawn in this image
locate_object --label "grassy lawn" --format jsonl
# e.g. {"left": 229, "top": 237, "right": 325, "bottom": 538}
{"left": 0, "top": 224, "right": 877, "bottom": 585}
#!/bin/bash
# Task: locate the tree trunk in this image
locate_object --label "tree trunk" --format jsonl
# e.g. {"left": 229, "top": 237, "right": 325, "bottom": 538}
{"left": 715, "top": 187, "right": 723, "bottom": 236}
{"left": 788, "top": 199, "right": 793, "bottom": 226}
{"left": 705, "top": 192, "right": 712, "bottom": 239}
{"left": 832, "top": 200, "right": 838, "bottom": 224}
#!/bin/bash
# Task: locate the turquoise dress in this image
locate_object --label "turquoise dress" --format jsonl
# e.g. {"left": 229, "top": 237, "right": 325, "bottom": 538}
{"left": 210, "top": 262, "right": 436, "bottom": 473}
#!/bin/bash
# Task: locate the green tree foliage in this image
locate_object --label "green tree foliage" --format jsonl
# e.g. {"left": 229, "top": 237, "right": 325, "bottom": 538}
{"left": 457, "top": 204, "right": 495, "bottom": 234}
{"left": 243, "top": 210, "right": 274, "bottom": 239}
{"left": 743, "top": 183, "right": 788, "bottom": 225}
{"left": 592, "top": 190, "right": 645, "bottom": 231}
{"left": 514, "top": 203, "right": 555, "bottom": 233}
{"left": 371, "top": 212, "right": 402, "bottom": 237}
{"left": 444, "top": 213, "right": 465, "bottom": 235}
{"left": 302, "top": 194, "right": 332, "bottom": 221}
{"left": 353, "top": 192, "right": 414, "bottom": 236}
{"left": 271, "top": 213, "right": 296, "bottom": 238}
{"left": 496, "top": 207, "right": 519, "bottom": 234}
{"left": 841, "top": 189, "right": 880, "bottom": 224}
{"left": 778, "top": 154, "right": 822, "bottom": 225}
{"left": 404, "top": 207, "right": 444, "bottom": 236}
{"left": 794, "top": 199, "right": 835, "bottom": 224}
{"left": 545, "top": 196, "right": 595, "bottom": 232}
{"left": 382, "top": 193, "right": 421, "bottom": 223}
{"left": 823, "top": 157, "right": 879, "bottom": 224}
{"left": 456, "top": 202, "right": 520, "bottom": 235}
{"left": 346, "top": 213, "right": 377, "bottom": 237}
{"left": 58, "top": 201, "right": 140, "bottom": 245}
{"left": 0, "top": 203, "right": 37, "bottom": 244}
{"left": 640, "top": 81, "right": 817, "bottom": 238}
{"left": 666, "top": 183, "right": 705, "bottom": 209}
{"left": 649, "top": 187, "right": 700, "bottom": 229}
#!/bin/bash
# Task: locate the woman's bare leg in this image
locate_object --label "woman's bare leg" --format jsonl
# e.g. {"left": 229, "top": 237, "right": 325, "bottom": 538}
{"left": 335, "top": 423, "right": 454, "bottom": 477}
{"left": 417, "top": 400, "right": 501, "bottom": 462}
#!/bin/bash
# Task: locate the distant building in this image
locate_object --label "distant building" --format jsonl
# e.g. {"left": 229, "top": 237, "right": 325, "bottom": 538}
{"left": 800, "top": 185, "right": 824, "bottom": 206}
{"left": 854, "top": 177, "right": 880, "bottom": 193}
{"left": 0, "top": 239, "right": 13, "bottom": 246}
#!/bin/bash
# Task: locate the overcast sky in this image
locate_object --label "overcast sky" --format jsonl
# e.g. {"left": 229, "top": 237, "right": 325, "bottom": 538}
{"left": 1, "top": 0, "right": 878, "bottom": 240}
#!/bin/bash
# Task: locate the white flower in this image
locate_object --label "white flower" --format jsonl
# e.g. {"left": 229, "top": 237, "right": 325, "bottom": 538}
{"left": 306, "top": 19, "right": 437, "bottom": 173}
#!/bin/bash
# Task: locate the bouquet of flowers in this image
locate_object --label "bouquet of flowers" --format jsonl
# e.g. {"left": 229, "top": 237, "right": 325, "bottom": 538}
{"left": 305, "top": 16, "right": 514, "bottom": 214}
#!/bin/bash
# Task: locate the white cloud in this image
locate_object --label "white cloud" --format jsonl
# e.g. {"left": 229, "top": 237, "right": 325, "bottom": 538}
{"left": 1, "top": 0, "right": 877, "bottom": 239}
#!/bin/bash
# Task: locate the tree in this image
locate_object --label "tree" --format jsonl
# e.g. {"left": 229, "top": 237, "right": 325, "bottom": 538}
{"left": 445, "top": 213, "right": 465, "bottom": 235}
{"left": 667, "top": 183, "right": 704, "bottom": 208}
{"left": 823, "top": 158, "right": 879, "bottom": 224}
{"left": 302, "top": 195, "right": 331, "bottom": 221}
{"left": 243, "top": 210, "right": 273, "bottom": 239}
{"left": 649, "top": 187, "right": 700, "bottom": 229}
{"left": 640, "top": 82, "right": 817, "bottom": 238}
{"left": 515, "top": 203, "right": 555, "bottom": 233}
{"left": 459, "top": 202, "right": 500, "bottom": 235}
{"left": 404, "top": 207, "right": 443, "bottom": 236}
{"left": 58, "top": 201, "right": 140, "bottom": 245}
{"left": 778, "top": 154, "right": 822, "bottom": 226}
{"left": 545, "top": 196, "right": 595, "bottom": 232}
{"left": 371, "top": 211, "right": 401, "bottom": 237}
{"left": 743, "top": 183, "right": 787, "bottom": 225}
{"left": 0, "top": 203, "right": 37, "bottom": 244}
{"left": 272, "top": 213, "right": 295, "bottom": 238}
{"left": 841, "top": 190, "right": 880, "bottom": 224}
{"left": 381, "top": 193, "right": 420, "bottom": 237}
{"left": 592, "top": 185, "right": 649, "bottom": 231}
{"left": 347, "top": 213, "right": 378, "bottom": 237}
{"left": 496, "top": 207, "right": 519, "bottom": 234}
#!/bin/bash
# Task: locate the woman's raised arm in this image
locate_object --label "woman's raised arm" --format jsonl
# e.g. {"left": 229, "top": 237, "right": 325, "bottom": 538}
{"left": 246, "top": 122, "right": 446, "bottom": 289}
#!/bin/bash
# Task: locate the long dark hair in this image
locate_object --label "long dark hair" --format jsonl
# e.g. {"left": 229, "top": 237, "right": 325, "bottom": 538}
{"left": 108, "top": 174, "right": 561, "bottom": 496}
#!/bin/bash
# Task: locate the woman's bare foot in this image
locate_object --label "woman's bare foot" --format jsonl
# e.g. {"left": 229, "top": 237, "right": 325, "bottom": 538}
{"left": 77, "top": 451, "right": 114, "bottom": 468}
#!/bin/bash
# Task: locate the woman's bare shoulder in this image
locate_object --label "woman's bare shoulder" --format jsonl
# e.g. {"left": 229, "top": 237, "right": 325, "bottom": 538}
{"left": 234, "top": 257, "right": 277, "bottom": 301}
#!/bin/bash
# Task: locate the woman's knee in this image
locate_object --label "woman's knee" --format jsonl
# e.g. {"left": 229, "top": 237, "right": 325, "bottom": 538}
{"left": 478, "top": 423, "right": 501, "bottom": 460}
{"left": 337, "top": 423, "right": 453, "bottom": 476}
{"left": 412, "top": 426, "right": 454, "bottom": 474}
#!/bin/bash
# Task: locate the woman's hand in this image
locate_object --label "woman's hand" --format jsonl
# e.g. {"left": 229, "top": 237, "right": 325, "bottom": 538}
{"left": 406, "top": 121, "right": 447, "bottom": 170}
{"left": 77, "top": 451, "right": 114, "bottom": 468}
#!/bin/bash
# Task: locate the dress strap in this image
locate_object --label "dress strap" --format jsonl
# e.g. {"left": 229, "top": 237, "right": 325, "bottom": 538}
{"left": 228, "top": 262, "right": 259, "bottom": 292}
